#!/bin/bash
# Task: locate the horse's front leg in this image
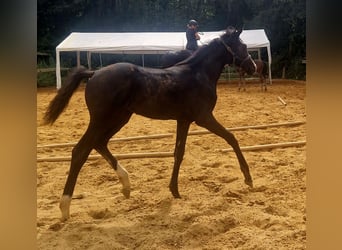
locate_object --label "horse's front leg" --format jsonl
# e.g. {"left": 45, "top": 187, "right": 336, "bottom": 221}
{"left": 169, "top": 120, "right": 191, "bottom": 198}
{"left": 238, "top": 70, "right": 246, "bottom": 91}
{"left": 196, "top": 114, "right": 253, "bottom": 188}
{"left": 238, "top": 71, "right": 242, "bottom": 91}
{"left": 260, "top": 75, "right": 267, "bottom": 91}
{"left": 240, "top": 71, "right": 246, "bottom": 91}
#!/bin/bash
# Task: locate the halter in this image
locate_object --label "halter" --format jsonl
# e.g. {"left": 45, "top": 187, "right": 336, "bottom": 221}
{"left": 219, "top": 38, "right": 252, "bottom": 68}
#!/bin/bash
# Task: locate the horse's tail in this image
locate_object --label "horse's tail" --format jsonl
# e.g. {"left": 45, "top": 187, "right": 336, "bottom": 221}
{"left": 43, "top": 66, "right": 95, "bottom": 125}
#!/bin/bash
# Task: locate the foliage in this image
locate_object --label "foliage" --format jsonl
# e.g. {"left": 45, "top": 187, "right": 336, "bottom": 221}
{"left": 244, "top": 0, "right": 306, "bottom": 79}
{"left": 37, "top": 0, "right": 306, "bottom": 83}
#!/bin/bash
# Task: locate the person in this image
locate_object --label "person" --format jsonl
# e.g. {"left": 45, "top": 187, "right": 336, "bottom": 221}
{"left": 186, "top": 19, "right": 201, "bottom": 52}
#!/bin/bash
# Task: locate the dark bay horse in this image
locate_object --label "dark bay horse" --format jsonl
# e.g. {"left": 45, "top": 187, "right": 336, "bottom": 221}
{"left": 160, "top": 49, "right": 192, "bottom": 68}
{"left": 44, "top": 27, "right": 256, "bottom": 221}
{"left": 237, "top": 59, "right": 268, "bottom": 91}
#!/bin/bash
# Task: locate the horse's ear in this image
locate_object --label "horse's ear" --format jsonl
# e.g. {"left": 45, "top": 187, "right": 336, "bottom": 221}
{"left": 226, "top": 26, "right": 236, "bottom": 35}
{"left": 236, "top": 27, "right": 243, "bottom": 36}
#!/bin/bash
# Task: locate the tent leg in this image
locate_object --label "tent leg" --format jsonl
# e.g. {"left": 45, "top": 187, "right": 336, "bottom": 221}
{"left": 76, "top": 51, "right": 80, "bottom": 67}
{"left": 269, "top": 64, "right": 272, "bottom": 85}
{"left": 87, "top": 52, "right": 92, "bottom": 70}
{"left": 267, "top": 45, "right": 272, "bottom": 85}
{"left": 56, "top": 50, "right": 61, "bottom": 89}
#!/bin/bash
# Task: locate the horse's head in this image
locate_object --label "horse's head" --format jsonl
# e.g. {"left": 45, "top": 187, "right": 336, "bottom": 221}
{"left": 220, "top": 27, "right": 256, "bottom": 75}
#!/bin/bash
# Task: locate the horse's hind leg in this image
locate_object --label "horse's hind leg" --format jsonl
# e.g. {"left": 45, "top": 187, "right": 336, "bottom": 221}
{"left": 94, "top": 112, "right": 133, "bottom": 198}
{"left": 238, "top": 73, "right": 242, "bottom": 91}
{"left": 169, "top": 120, "right": 191, "bottom": 198}
{"left": 60, "top": 113, "right": 132, "bottom": 221}
{"left": 195, "top": 114, "right": 253, "bottom": 188}
{"left": 243, "top": 76, "right": 246, "bottom": 91}
{"left": 263, "top": 80, "right": 267, "bottom": 91}
{"left": 60, "top": 125, "right": 98, "bottom": 221}
{"left": 95, "top": 144, "right": 130, "bottom": 198}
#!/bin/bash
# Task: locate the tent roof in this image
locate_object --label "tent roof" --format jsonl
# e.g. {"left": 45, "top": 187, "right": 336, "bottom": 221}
{"left": 57, "top": 32, "right": 186, "bottom": 53}
{"left": 200, "top": 29, "right": 270, "bottom": 49}
{"left": 56, "top": 29, "right": 270, "bottom": 54}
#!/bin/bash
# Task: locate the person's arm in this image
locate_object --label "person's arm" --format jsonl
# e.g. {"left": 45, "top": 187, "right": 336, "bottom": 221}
{"left": 195, "top": 32, "right": 200, "bottom": 40}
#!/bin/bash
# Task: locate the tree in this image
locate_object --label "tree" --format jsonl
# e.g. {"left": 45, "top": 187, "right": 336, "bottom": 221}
{"left": 245, "top": 0, "right": 306, "bottom": 79}
{"left": 37, "top": 0, "right": 306, "bottom": 80}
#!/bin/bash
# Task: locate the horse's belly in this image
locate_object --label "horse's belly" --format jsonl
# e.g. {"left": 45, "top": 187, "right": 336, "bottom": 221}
{"left": 133, "top": 103, "right": 180, "bottom": 120}
{"left": 132, "top": 97, "right": 206, "bottom": 121}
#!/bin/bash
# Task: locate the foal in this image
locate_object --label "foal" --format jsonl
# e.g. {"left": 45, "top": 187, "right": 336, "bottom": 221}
{"left": 237, "top": 59, "right": 268, "bottom": 91}
{"left": 44, "top": 27, "right": 256, "bottom": 221}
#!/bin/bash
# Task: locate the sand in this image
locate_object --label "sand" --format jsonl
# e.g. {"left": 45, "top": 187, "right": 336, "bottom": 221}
{"left": 37, "top": 80, "right": 306, "bottom": 249}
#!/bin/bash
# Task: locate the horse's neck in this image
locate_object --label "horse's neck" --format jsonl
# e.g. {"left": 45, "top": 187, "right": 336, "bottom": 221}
{"left": 179, "top": 42, "right": 232, "bottom": 86}
{"left": 197, "top": 51, "right": 229, "bottom": 85}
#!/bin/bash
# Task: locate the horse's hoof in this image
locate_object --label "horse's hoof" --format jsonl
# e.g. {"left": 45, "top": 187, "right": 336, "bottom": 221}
{"left": 121, "top": 188, "right": 130, "bottom": 199}
{"left": 59, "top": 195, "right": 71, "bottom": 221}
{"left": 171, "top": 190, "right": 181, "bottom": 199}
{"left": 173, "top": 193, "right": 181, "bottom": 199}
{"left": 60, "top": 208, "right": 70, "bottom": 222}
{"left": 60, "top": 214, "right": 69, "bottom": 222}
{"left": 169, "top": 187, "right": 181, "bottom": 198}
{"left": 245, "top": 179, "right": 253, "bottom": 188}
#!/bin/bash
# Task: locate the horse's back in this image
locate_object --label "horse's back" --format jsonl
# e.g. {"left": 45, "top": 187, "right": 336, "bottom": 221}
{"left": 92, "top": 63, "right": 139, "bottom": 79}
{"left": 84, "top": 63, "right": 142, "bottom": 113}
{"left": 84, "top": 62, "right": 179, "bottom": 112}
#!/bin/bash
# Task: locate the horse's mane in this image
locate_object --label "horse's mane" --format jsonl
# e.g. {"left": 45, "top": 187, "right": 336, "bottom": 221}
{"left": 175, "top": 38, "right": 223, "bottom": 67}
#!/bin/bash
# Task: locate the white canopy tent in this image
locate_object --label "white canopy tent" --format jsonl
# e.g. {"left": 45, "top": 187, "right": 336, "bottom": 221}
{"left": 56, "top": 29, "right": 271, "bottom": 89}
